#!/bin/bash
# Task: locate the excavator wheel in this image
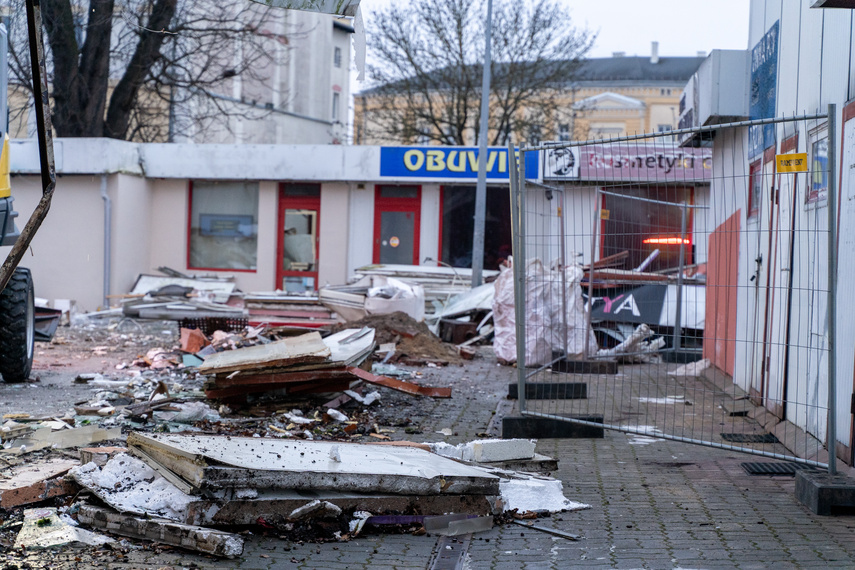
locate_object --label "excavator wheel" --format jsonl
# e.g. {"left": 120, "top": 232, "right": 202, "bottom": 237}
{"left": 0, "top": 267, "right": 34, "bottom": 382}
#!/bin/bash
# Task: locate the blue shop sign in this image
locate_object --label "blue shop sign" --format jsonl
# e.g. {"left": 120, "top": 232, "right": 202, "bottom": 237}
{"left": 380, "top": 147, "right": 539, "bottom": 180}
{"left": 748, "top": 21, "right": 778, "bottom": 160}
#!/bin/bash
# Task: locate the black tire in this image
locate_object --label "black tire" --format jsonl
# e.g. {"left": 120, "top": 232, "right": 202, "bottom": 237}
{"left": 0, "top": 268, "right": 34, "bottom": 383}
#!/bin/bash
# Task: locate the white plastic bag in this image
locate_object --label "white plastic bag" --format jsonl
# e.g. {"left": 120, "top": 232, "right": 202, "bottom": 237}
{"left": 492, "top": 261, "right": 517, "bottom": 363}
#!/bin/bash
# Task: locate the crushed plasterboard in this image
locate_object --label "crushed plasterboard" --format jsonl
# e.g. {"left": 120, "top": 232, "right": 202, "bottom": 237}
{"left": 14, "top": 507, "right": 115, "bottom": 550}
{"left": 499, "top": 475, "right": 589, "bottom": 513}
{"left": 70, "top": 453, "right": 196, "bottom": 521}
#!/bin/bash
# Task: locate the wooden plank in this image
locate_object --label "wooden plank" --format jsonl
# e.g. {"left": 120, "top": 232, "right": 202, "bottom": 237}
{"left": 346, "top": 366, "right": 452, "bottom": 398}
{"left": 198, "top": 332, "right": 331, "bottom": 375}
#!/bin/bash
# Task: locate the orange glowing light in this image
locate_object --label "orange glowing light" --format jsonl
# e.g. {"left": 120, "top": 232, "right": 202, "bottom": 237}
{"left": 643, "top": 237, "right": 691, "bottom": 245}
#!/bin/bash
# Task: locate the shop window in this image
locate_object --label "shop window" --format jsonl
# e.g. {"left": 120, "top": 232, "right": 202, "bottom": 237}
{"left": 748, "top": 161, "right": 762, "bottom": 219}
{"left": 806, "top": 127, "right": 828, "bottom": 205}
{"left": 440, "top": 185, "right": 511, "bottom": 270}
{"left": 188, "top": 181, "right": 258, "bottom": 271}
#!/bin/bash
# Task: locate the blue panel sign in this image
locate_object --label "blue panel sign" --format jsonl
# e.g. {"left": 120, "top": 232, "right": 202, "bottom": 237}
{"left": 380, "top": 147, "right": 539, "bottom": 180}
{"left": 748, "top": 21, "right": 778, "bottom": 160}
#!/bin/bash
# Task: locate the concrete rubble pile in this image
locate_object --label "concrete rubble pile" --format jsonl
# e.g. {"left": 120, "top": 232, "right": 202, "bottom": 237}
{"left": 2, "top": 428, "right": 585, "bottom": 558}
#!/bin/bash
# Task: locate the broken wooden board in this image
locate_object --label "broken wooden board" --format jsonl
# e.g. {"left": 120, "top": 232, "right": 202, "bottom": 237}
{"left": 77, "top": 503, "right": 243, "bottom": 559}
{"left": 347, "top": 366, "right": 452, "bottom": 398}
{"left": 204, "top": 374, "right": 353, "bottom": 401}
{"left": 198, "top": 332, "right": 331, "bottom": 375}
{"left": 211, "top": 328, "right": 375, "bottom": 378}
{"left": 128, "top": 432, "right": 499, "bottom": 496}
{"left": 185, "top": 490, "right": 499, "bottom": 526}
{"left": 0, "top": 459, "right": 79, "bottom": 509}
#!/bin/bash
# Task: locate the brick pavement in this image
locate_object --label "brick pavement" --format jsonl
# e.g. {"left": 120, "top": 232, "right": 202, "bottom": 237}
{"left": 5, "top": 349, "right": 855, "bottom": 569}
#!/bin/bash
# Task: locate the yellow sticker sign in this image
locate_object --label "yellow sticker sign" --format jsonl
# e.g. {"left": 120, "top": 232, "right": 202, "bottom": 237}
{"left": 600, "top": 209, "right": 610, "bottom": 220}
{"left": 390, "top": 236, "right": 400, "bottom": 248}
{"left": 776, "top": 153, "right": 808, "bottom": 173}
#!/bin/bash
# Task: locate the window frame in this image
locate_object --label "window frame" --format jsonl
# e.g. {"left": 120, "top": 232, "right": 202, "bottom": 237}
{"left": 333, "top": 46, "right": 342, "bottom": 68}
{"left": 747, "top": 160, "right": 763, "bottom": 220}
{"left": 805, "top": 123, "right": 829, "bottom": 206}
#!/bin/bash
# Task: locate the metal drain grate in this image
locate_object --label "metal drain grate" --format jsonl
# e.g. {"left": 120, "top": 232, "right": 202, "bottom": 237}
{"left": 741, "top": 462, "right": 818, "bottom": 476}
{"left": 720, "top": 433, "right": 780, "bottom": 444}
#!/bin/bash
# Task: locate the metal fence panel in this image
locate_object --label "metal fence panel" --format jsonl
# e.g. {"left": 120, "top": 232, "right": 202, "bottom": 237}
{"left": 509, "top": 112, "right": 836, "bottom": 470}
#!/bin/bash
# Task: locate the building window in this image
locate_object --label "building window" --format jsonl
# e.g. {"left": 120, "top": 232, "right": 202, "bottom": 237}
{"left": 188, "top": 181, "right": 259, "bottom": 270}
{"left": 332, "top": 92, "right": 340, "bottom": 121}
{"left": 660, "top": 88, "right": 672, "bottom": 96}
{"left": 748, "top": 161, "right": 762, "bottom": 219}
{"left": 806, "top": 127, "right": 828, "bottom": 204}
{"left": 334, "top": 46, "right": 342, "bottom": 68}
{"left": 558, "top": 124, "right": 570, "bottom": 142}
{"left": 528, "top": 124, "right": 541, "bottom": 146}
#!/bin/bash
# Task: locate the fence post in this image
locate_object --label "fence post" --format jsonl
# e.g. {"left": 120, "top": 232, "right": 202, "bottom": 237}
{"left": 673, "top": 202, "right": 688, "bottom": 351}
{"left": 508, "top": 142, "right": 527, "bottom": 413}
{"left": 826, "top": 103, "right": 838, "bottom": 475}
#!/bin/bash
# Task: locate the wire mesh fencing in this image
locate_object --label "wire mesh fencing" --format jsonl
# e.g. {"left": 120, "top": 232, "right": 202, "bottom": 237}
{"left": 507, "top": 110, "right": 837, "bottom": 470}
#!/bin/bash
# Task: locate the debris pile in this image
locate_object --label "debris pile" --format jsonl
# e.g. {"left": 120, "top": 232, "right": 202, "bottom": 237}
{"left": 330, "top": 312, "right": 461, "bottom": 366}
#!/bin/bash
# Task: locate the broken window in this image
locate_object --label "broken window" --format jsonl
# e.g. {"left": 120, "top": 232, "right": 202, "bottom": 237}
{"left": 188, "top": 181, "right": 259, "bottom": 271}
{"left": 806, "top": 126, "right": 828, "bottom": 205}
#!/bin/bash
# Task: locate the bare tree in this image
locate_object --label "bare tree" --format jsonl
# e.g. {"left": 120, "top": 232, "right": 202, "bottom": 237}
{"left": 361, "top": 0, "right": 594, "bottom": 146}
{"left": 6, "top": 0, "right": 291, "bottom": 141}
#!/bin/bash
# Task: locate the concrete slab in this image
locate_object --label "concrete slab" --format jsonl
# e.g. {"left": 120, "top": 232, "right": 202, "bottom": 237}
{"left": 502, "top": 415, "right": 604, "bottom": 439}
{"left": 507, "top": 382, "right": 587, "bottom": 400}
{"left": 551, "top": 359, "right": 618, "bottom": 375}
{"left": 77, "top": 503, "right": 243, "bottom": 558}
{"left": 128, "top": 432, "right": 500, "bottom": 495}
{"left": 0, "top": 459, "right": 78, "bottom": 509}
{"left": 795, "top": 470, "right": 855, "bottom": 515}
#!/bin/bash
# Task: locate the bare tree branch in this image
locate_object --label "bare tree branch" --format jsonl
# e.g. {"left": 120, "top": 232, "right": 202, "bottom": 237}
{"left": 362, "top": 0, "right": 594, "bottom": 146}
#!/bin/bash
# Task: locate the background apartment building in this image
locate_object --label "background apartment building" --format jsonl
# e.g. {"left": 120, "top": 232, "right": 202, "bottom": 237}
{"left": 354, "top": 43, "right": 703, "bottom": 146}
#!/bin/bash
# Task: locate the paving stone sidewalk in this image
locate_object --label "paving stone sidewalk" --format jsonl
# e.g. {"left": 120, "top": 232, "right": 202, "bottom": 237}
{"left": 5, "top": 351, "right": 855, "bottom": 569}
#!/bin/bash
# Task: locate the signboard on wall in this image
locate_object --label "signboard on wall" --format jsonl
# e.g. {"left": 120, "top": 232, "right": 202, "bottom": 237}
{"left": 748, "top": 20, "right": 779, "bottom": 160}
{"left": 379, "top": 147, "right": 539, "bottom": 181}
{"left": 542, "top": 143, "right": 712, "bottom": 183}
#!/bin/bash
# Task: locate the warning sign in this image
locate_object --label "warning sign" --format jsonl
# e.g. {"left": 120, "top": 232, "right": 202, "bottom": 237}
{"left": 390, "top": 236, "right": 400, "bottom": 248}
{"left": 776, "top": 153, "right": 808, "bottom": 173}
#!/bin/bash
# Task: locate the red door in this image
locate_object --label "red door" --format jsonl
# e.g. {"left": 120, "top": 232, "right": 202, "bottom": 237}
{"left": 373, "top": 185, "right": 421, "bottom": 265}
{"left": 276, "top": 183, "right": 321, "bottom": 291}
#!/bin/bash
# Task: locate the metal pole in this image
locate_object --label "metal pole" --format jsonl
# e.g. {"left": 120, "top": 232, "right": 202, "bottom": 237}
{"left": 826, "top": 103, "right": 838, "bottom": 475}
{"left": 673, "top": 202, "right": 688, "bottom": 352}
{"left": 558, "top": 184, "right": 568, "bottom": 359}
{"left": 585, "top": 188, "right": 600, "bottom": 359}
{"left": 471, "top": 0, "right": 492, "bottom": 287}
{"left": 516, "top": 149, "right": 528, "bottom": 412}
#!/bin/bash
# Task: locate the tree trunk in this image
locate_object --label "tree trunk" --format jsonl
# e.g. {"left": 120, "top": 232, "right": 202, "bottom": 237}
{"left": 41, "top": 0, "right": 80, "bottom": 136}
{"left": 104, "top": 0, "right": 177, "bottom": 140}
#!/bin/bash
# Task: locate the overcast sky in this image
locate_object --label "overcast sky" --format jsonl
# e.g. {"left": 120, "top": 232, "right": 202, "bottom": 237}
{"left": 357, "top": 0, "right": 751, "bottom": 59}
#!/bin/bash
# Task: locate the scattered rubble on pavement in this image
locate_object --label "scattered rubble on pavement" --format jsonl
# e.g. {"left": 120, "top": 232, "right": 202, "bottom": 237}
{"left": 0, "top": 264, "right": 601, "bottom": 560}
